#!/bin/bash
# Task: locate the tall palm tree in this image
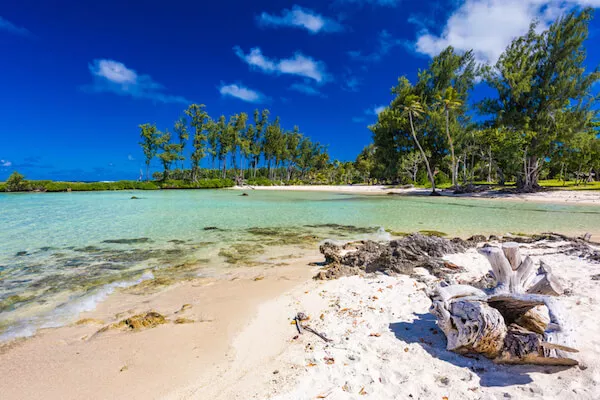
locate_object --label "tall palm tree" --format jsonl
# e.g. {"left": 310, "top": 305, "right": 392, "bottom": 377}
{"left": 436, "top": 86, "right": 462, "bottom": 188}
{"left": 400, "top": 95, "right": 437, "bottom": 194}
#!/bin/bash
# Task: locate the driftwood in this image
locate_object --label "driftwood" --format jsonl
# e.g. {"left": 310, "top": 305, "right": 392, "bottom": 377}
{"left": 430, "top": 242, "right": 578, "bottom": 366}
{"left": 294, "top": 312, "right": 332, "bottom": 343}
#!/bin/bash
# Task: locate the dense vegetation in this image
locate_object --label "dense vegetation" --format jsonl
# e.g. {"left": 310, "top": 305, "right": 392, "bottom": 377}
{"left": 365, "top": 9, "right": 600, "bottom": 192}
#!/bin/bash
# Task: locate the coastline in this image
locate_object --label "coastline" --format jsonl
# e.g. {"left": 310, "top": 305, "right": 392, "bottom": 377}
{"left": 231, "top": 184, "right": 600, "bottom": 206}
{"left": 0, "top": 255, "right": 321, "bottom": 400}
{"left": 2, "top": 236, "right": 600, "bottom": 399}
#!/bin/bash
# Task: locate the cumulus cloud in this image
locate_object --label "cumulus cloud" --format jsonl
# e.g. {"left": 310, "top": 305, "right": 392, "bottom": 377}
{"left": 414, "top": 0, "right": 600, "bottom": 65}
{"left": 219, "top": 83, "right": 266, "bottom": 103}
{"left": 234, "top": 47, "right": 330, "bottom": 83}
{"left": 0, "top": 16, "right": 31, "bottom": 36}
{"left": 127, "top": 155, "right": 135, "bottom": 161}
{"left": 1, "top": 159, "right": 12, "bottom": 167}
{"left": 289, "top": 82, "right": 326, "bottom": 97}
{"left": 349, "top": 30, "right": 407, "bottom": 63}
{"left": 258, "top": 6, "right": 343, "bottom": 34}
{"left": 83, "top": 59, "right": 189, "bottom": 104}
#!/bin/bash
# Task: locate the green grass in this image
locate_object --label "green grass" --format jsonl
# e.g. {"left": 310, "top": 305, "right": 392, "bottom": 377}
{"left": 538, "top": 179, "right": 600, "bottom": 190}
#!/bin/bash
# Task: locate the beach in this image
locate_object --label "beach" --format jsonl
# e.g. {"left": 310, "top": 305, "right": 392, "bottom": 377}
{"left": 2, "top": 237, "right": 599, "bottom": 399}
{"left": 1, "top": 189, "right": 600, "bottom": 399}
{"left": 233, "top": 184, "right": 600, "bottom": 206}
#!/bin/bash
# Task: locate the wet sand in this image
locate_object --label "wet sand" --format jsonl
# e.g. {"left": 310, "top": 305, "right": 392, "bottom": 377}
{"left": 0, "top": 255, "right": 320, "bottom": 400}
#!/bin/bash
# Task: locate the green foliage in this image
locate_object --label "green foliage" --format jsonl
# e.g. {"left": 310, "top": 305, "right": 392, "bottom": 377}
{"left": 158, "top": 179, "right": 234, "bottom": 189}
{"left": 246, "top": 177, "right": 274, "bottom": 186}
{"left": 6, "top": 171, "right": 28, "bottom": 192}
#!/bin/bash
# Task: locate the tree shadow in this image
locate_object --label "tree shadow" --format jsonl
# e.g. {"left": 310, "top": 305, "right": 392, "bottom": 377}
{"left": 389, "top": 313, "right": 570, "bottom": 387}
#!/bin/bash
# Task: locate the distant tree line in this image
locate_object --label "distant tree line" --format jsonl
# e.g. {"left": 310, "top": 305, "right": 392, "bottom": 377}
{"left": 138, "top": 106, "right": 353, "bottom": 185}
{"left": 360, "top": 8, "right": 600, "bottom": 192}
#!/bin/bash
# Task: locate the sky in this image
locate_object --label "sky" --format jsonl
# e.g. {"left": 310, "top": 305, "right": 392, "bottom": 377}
{"left": 1, "top": 0, "right": 600, "bottom": 181}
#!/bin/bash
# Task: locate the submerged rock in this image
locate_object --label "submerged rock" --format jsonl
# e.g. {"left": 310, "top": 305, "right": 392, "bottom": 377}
{"left": 102, "top": 237, "right": 153, "bottom": 244}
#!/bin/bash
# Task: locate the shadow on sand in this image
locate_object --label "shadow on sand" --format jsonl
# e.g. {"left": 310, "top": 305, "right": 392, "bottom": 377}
{"left": 389, "top": 313, "right": 570, "bottom": 387}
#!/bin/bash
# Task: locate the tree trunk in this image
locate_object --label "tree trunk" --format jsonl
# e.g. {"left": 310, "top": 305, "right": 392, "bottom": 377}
{"left": 445, "top": 109, "right": 456, "bottom": 188}
{"left": 408, "top": 112, "right": 436, "bottom": 194}
{"left": 487, "top": 146, "right": 493, "bottom": 183}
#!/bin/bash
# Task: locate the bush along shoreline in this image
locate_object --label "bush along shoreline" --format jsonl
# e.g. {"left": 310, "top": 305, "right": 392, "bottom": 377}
{"left": 0, "top": 172, "right": 234, "bottom": 192}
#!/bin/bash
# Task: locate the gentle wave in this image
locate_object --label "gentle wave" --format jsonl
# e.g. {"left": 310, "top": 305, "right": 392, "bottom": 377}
{"left": 0, "top": 271, "right": 154, "bottom": 342}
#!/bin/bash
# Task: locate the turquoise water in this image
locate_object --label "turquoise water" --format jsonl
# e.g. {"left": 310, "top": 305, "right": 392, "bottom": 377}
{"left": 1, "top": 189, "right": 599, "bottom": 341}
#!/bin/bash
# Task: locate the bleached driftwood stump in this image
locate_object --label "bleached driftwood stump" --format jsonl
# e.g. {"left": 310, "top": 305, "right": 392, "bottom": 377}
{"left": 429, "top": 242, "right": 578, "bottom": 366}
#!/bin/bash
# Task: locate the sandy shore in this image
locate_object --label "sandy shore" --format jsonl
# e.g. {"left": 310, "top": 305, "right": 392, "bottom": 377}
{"left": 0, "top": 255, "right": 321, "bottom": 400}
{"left": 195, "top": 240, "right": 600, "bottom": 400}
{"left": 2, "top": 239, "right": 600, "bottom": 399}
{"left": 233, "top": 184, "right": 600, "bottom": 205}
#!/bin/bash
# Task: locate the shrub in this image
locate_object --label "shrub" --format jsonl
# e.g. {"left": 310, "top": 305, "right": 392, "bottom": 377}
{"left": 5, "top": 171, "right": 29, "bottom": 192}
{"left": 246, "top": 177, "right": 274, "bottom": 186}
{"left": 435, "top": 171, "right": 451, "bottom": 186}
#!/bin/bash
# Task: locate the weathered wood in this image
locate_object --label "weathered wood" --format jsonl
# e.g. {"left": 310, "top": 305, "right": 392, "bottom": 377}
{"left": 429, "top": 243, "right": 579, "bottom": 367}
{"left": 478, "top": 247, "right": 513, "bottom": 292}
{"left": 527, "top": 273, "right": 563, "bottom": 296}
{"left": 430, "top": 297, "right": 506, "bottom": 358}
{"left": 502, "top": 242, "right": 522, "bottom": 270}
{"left": 487, "top": 295, "right": 544, "bottom": 324}
{"left": 431, "top": 284, "right": 487, "bottom": 305}
{"left": 515, "top": 305, "right": 550, "bottom": 334}
{"left": 516, "top": 256, "right": 536, "bottom": 291}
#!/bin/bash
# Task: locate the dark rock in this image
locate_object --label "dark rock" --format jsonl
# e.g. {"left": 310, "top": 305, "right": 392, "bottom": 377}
{"left": 203, "top": 226, "right": 220, "bottom": 231}
{"left": 102, "top": 238, "right": 152, "bottom": 244}
{"left": 316, "top": 233, "right": 471, "bottom": 280}
{"left": 241, "top": 193, "right": 249, "bottom": 196}
{"left": 15, "top": 251, "right": 28, "bottom": 257}
{"left": 592, "top": 274, "right": 600, "bottom": 281}
{"left": 467, "top": 235, "right": 487, "bottom": 243}
{"left": 130, "top": 196, "right": 140, "bottom": 199}
{"left": 320, "top": 242, "right": 343, "bottom": 264}
{"left": 488, "top": 235, "right": 500, "bottom": 241}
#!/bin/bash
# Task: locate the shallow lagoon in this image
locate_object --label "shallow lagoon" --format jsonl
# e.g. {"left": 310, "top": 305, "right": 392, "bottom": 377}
{"left": 1, "top": 189, "right": 599, "bottom": 340}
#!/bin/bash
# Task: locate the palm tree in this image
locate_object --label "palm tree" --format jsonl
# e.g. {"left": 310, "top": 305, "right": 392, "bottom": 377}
{"left": 435, "top": 86, "right": 462, "bottom": 188}
{"left": 400, "top": 95, "right": 437, "bottom": 194}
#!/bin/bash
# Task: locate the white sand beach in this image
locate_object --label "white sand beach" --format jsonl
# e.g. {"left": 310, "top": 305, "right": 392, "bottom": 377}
{"left": 189, "top": 239, "right": 600, "bottom": 400}
{"left": 232, "top": 185, "right": 600, "bottom": 206}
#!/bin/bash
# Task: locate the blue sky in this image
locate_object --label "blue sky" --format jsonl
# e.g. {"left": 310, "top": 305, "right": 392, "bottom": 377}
{"left": 1, "top": 0, "right": 600, "bottom": 181}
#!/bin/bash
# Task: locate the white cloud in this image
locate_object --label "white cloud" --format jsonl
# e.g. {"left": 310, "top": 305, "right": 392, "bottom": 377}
{"left": 354, "top": 105, "right": 386, "bottom": 122}
{"left": 84, "top": 59, "right": 189, "bottom": 104}
{"left": 415, "top": 0, "right": 600, "bottom": 65}
{"left": 0, "top": 16, "right": 31, "bottom": 36}
{"left": 258, "top": 6, "right": 343, "bottom": 34}
{"left": 349, "top": 30, "right": 407, "bottom": 63}
{"left": 127, "top": 155, "right": 135, "bottom": 161}
{"left": 1, "top": 159, "right": 12, "bottom": 167}
{"left": 234, "top": 47, "right": 330, "bottom": 83}
{"left": 219, "top": 83, "right": 266, "bottom": 103}
{"left": 366, "top": 105, "right": 386, "bottom": 115}
{"left": 289, "top": 82, "right": 326, "bottom": 97}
